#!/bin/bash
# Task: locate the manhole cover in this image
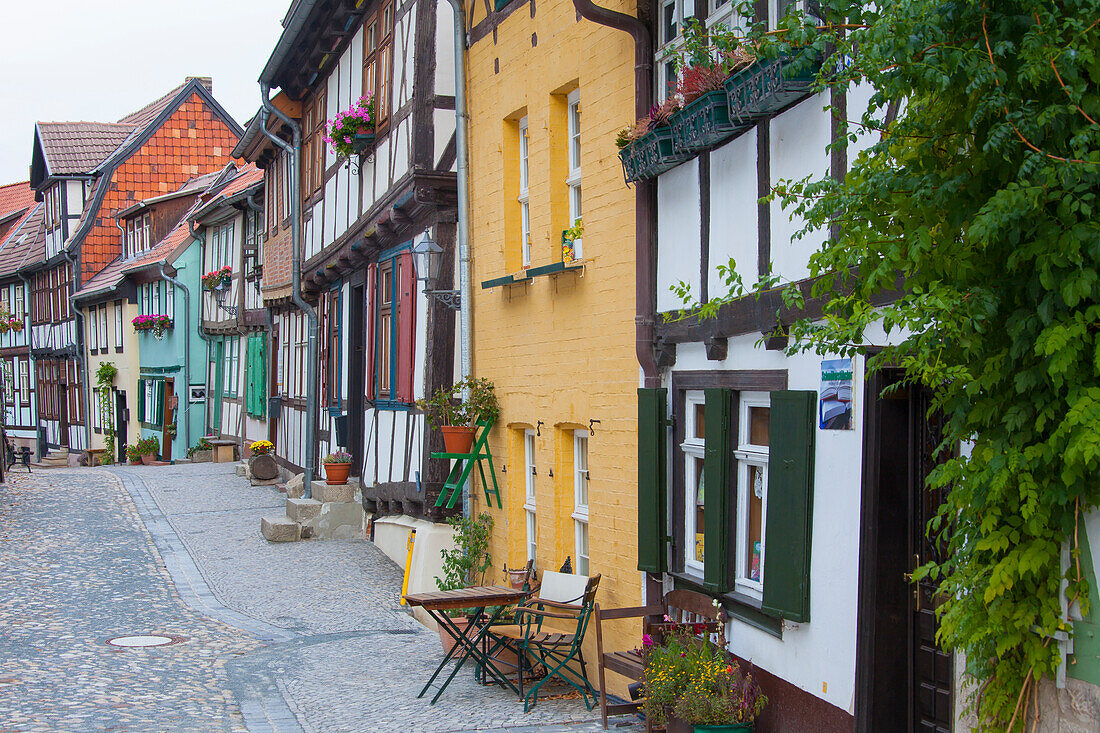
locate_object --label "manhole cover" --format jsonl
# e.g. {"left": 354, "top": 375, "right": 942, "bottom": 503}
{"left": 105, "top": 635, "right": 182, "bottom": 648}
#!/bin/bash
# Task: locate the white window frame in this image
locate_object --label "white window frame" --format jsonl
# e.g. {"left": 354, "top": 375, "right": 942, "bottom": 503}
{"left": 681, "top": 390, "right": 706, "bottom": 576}
{"left": 733, "top": 391, "right": 770, "bottom": 599}
{"left": 99, "top": 304, "right": 108, "bottom": 351}
{"left": 573, "top": 430, "right": 590, "bottom": 576}
{"left": 91, "top": 387, "right": 101, "bottom": 430}
{"left": 524, "top": 428, "right": 537, "bottom": 563}
{"left": 89, "top": 306, "right": 99, "bottom": 352}
{"left": 18, "top": 360, "right": 29, "bottom": 405}
{"left": 566, "top": 91, "right": 582, "bottom": 238}
{"left": 114, "top": 301, "right": 123, "bottom": 348}
{"left": 518, "top": 116, "right": 531, "bottom": 268}
{"left": 164, "top": 282, "right": 175, "bottom": 320}
{"left": 657, "top": 0, "right": 688, "bottom": 102}
{"left": 13, "top": 284, "right": 24, "bottom": 320}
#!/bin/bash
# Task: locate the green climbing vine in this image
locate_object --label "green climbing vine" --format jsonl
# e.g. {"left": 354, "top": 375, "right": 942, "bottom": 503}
{"left": 670, "top": 1, "right": 1100, "bottom": 728}
{"left": 95, "top": 362, "right": 118, "bottom": 465}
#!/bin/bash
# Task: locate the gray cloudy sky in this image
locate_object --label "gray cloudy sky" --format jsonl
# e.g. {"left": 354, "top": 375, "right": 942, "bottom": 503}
{"left": 0, "top": 0, "right": 287, "bottom": 185}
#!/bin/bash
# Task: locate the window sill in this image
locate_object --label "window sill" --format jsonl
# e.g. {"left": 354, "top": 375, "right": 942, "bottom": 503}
{"left": 481, "top": 261, "right": 585, "bottom": 290}
{"left": 669, "top": 571, "right": 783, "bottom": 638}
{"left": 371, "top": 399, "right": 412, "bottom": 412}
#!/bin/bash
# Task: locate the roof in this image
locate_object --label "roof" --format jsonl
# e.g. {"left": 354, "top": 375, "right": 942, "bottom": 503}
{"left": 0, "top": 203, "right": 45, "bottom": 278}
{"left": 118, "top": 77, "right": 213, "bottom": 127}
{"left": 0, "top": 182, "right": 36, "bottom": 222}
{"left": 34, "top": 122, "right": 138, "bottom": 177}
{"left": 191, "top": 165, "right": 264, "bottom": 222}
{"left": 115, "top": 168, "right": 225, "bottom": 219}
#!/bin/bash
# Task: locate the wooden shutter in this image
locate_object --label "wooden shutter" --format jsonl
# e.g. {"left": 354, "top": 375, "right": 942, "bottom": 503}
{"left": 365, "top": 264, "right": 377, "bottom": 401}
{"left": 703, "top": 388, "right": 732, "bottom": 592}
{"left": 256, "top": 337, "right": 267, "bottom": 419}
{"left": 637, "top": 388, "right": 667, "bottom": 573}
{"left": 137, "top": 378, "right": 146, "bottom": 423}
{"left": 155, "top": 380, "right": 165, "bottom": 426}
{"left": 397, "top": 251, "right": 415, "bottom": 403}
{"left": 762, "top": 390, "right": 817, "bottom": 622}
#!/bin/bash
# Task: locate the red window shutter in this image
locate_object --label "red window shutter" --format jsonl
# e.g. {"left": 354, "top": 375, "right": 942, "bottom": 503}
{"left": 397, "top": 251, "right": 416, "bottom": 403}
{"left": 365, "top": 264, "right": 377, "bottom": 401}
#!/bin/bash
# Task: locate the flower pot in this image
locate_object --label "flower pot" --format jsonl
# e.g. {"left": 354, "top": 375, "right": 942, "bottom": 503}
{"left": 507, "top": 568, "right": 529, "bottom": 590}
{"left": 141, "top": 454, "right": 156, "bottom": 465}
{"left": 694, "top": 725, "right": 752, "bottom": 732}
{"left": 323, "top": 461, "right": 351, "bottom": 485}
{"left": 437, "top": 615, "right": 472, "bottom": 655}
{"left": 440, "top": 425, "right": 476, "bottom": 454}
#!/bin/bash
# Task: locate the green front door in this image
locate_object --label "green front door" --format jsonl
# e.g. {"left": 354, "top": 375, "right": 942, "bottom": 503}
{"left": 211, "top": 340, "right": 224, "bottom": 435}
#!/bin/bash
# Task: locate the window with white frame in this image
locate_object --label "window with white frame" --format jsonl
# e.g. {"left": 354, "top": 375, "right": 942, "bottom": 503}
{"left": 18, "top": 360, "right": 29, "bottom": 405}
{"left": 566, "top": 91, "right": 582, "bottom": 235}
{"left": 99, "top": 304, "right": 108, "bottom": 351}
{"left": 658, "top": 0, "right": 685, "bottom": 101}
{"left": 91, "top": 388, "right": 101, "bottom": 430}
{"left": 518, "top": 117, "right": 531, "bottom": 268}
{"left": 13, "top": 284, "right": 24, "bottom": 319}
{"left": 524, "top": 429, "right": 537, "bottom": 563}
{"left": 681, "top": 390, "right": 706, "bottom": 575}
{"left": 733, "top": 393, "right": 770, "bottom": 598}
{"left": 89, "top": 306, "right": 99, "bottom": 352}
{"left": 113, "top": 300, "right": 123, "bottom": 350}
{"left": 164, "top": 282, "right": 174, "bottom": 320}
{"left": 3, "top": 360, "right": 13, "bottom": 406}
{"left": 573, "top": 430, "right": 590, "bottom": 575}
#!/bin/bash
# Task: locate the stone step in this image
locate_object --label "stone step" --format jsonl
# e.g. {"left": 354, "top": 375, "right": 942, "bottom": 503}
{"left": 260, "top": 515, "right": 301, "bottom": 543}
{"left": 310, "top": 481, "right": 355, "bottom": 504}
{"left": 286, "top": 497, "right": 322, "bottom": 523}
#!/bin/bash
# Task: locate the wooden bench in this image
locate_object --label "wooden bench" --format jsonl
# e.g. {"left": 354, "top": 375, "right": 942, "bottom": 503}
{"left": 594, "top": 589, "right": 723, "bottom": 731}
{"left": 208, "top": 439, "right": 237, "bottom": 463}
{"left": 85, "top": 448, "right": 107, "bottom": 467}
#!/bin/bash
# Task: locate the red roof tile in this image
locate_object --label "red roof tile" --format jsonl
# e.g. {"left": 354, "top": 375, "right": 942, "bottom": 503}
{"left": 118, "top": 77, "right": 213, "bottom": 128}
{"left": 0, "top": 182, "right": 36, "bottom": 222}
{"left": 0, "top": 203, "right": 45, "bottom": 278}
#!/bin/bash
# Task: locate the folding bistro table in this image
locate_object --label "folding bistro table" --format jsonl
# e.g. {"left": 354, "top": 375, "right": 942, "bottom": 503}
{"left": 405, "top": 585, "right": 530, "bottom": 704}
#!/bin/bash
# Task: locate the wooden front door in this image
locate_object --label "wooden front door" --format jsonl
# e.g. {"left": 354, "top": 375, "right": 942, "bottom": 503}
{"left": 856, "top": 371, "right": 954, "bottom": 733}
{"left": 115, "top": 392, "right": 127, "bottom": 463}
{"left": 161, "top": 378, "right": 175, "bottom": 460}
{"left": 57, "top": 377, "right": 69, "bottom": 448}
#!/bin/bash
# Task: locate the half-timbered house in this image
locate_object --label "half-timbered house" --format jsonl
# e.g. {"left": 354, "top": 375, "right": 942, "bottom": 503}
{"left": 25, "top": 77, "right": 241, "bottom": 455}
{"left": 0, "top": 199, "right": 42, "bottom": 450}
{"left": 242, "top": 0, "right": 461, "bottom": 563}
{"left": 190, "top": 165, "right": 269, "bottom": 453}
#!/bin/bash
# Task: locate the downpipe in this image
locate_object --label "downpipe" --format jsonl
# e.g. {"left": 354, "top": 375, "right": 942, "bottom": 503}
{"left": 261, "top": 83, "right": 318, "bottom": 498}
{"left": 188, "top": 219, "right": 215, "bottom": 438}
{"left": 157, "top": 261, "right": 191, "bottom": 459}
{"left": 441, "top": 0, "right": 472, "bottom": 517}
{"left": 17, "top": 272, "right": 39, "bottom": 459}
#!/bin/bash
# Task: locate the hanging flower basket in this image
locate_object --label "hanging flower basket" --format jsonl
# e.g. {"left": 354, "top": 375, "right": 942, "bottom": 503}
{"left": 133, "top": 314, "right": 173, "bottom": 339}
{"left": 324, "top": 95, "right": 377, "bottom": 159}
{"left": 0, "top": 315, "right": 21, "bottom": 334}
{"left": 202, "top": 266, "right": 232, "bottom": 290}
{"left": 725, "top": 52, "right": 822, "bottom": 123}
{"left": 670, "top": 90, "right": 751, "bottom": 155}
{"left": 619, "top": 126, "right": 691, "bottom": 183}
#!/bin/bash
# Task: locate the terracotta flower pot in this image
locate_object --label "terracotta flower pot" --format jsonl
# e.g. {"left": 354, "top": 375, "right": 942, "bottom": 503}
{"left": 324, "top": 461, "right": 351, "bottom": 485}
{"left": 141, "top": 454, "right": 156, "bottom": 465}
{"left": 440, "top": 425, "right": 476, "bottom": 454}
{"left": 437, "top": 616, "right": 472, "bottom": 655}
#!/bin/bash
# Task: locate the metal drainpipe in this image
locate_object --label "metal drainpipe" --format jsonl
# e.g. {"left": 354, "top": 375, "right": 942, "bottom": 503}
{"left": 440, "top": 0, "right": 472, "bottom": 517}
{"left": 60, "top": 248, "right": 93, "bottom": 452}
{"left": 188, "top": 219, "right": 215, "bottom": 440}
{"left": 571, "top": 0, "right": 659, "bottom": 388}
{"left": 157, "top": 261, "right": 191, "bottom": 460}
{"left": 17, "top": 272, "right": 38, "bottom": 458}
{"left": 260, "top": 83, "right": 318, "bottom": 498}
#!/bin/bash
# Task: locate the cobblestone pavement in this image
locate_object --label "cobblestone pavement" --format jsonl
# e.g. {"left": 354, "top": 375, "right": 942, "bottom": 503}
{"left": 1, "top": 463, "right": 644, "bottom": 733}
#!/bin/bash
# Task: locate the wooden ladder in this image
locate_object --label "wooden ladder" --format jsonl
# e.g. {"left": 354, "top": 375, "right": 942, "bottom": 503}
{"left": 431, "top": 418, "right": 501, "bottom": 509}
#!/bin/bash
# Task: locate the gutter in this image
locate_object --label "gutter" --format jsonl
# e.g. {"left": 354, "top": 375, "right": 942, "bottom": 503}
{"left": 571, "top": 0, "right": 659, "bottom": 388}
{"left": 157, "top": 261, "right": 192, "bottom": 460}
{"left": 60, "top": 248, "right": 93, "bottom": 452}
{"left": 261, "top": 82, "right": 318, "bottom": 497}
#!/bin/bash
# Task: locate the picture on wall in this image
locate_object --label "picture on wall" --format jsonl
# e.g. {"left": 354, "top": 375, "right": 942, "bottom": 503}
{"left": 819, "top": 358, "right": 853, "bottom": 430}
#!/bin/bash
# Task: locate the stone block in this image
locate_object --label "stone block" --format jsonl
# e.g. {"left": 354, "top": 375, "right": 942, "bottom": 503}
{"left": 286, "top": 473, "right": 305, "bottom": 499}
{"left": 235, "top": 462, "right": 247, "bottom": 477}
{"left": 302, "top": 501, "right": 365, "bottom": 540}
{"left": 311, "top": 481, "right": 355, "bottom": 504}
{"left": 250, "top": 477, "right": 281, "bottom": 486}
{"left": 260, "top": 515, "right": 300, "bottom": 542}
{"left": 190, "top": 450, "right": 212, "bottom": 463}
{"left": 286, "top": 498, "right": 322, "bottom": 523}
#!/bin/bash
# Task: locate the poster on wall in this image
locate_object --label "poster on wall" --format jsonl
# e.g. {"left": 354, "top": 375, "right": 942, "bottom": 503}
{"left": 189, "top": 385, "right": 206, "bottom": 403}
{"left": 819, "top": 358, "right": 854, "bottom": 430}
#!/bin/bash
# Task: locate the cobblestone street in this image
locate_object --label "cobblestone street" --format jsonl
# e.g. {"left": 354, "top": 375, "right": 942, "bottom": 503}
{"left": 0, "top": 464, "right": 643, "bottom": 733}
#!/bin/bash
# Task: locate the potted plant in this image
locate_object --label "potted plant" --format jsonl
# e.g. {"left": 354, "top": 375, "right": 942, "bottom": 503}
{"left": 324, "top": 94, "right": 377, "bottom": 159}
{"left": 416, "top": 376, "right": 500, "bottom": 454}
{"left": 125, "top": 444, "right": 142, "bottom": 465}
{"left": 433, "top": 512, "right": 494, "bottom": 652}
{"left": 322, "top": 450, "right": 353, "bottom": 485}
{"left": 201, "top": 266, "right": 232, "bottom": 290}
{"left": 187, "top": 436, "right": 215, "bottom": 463}
{"left": 132, "top": 314, "right": 173, "bottom": 339}
{"left": 134, "top": 436, "right": 160, "bottom": 465}
{"left": 562, "top": 219, "right": 583, "bottom": 263}
{"left": 644, "top": 625, "right": 768, "bottom": 732}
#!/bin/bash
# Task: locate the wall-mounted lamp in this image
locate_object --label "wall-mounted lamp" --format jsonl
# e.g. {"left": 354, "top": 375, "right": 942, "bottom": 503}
{"left": 212, "top": 279, "right": 238, "bottom": 318}
{"left": 412, "top": 236, "right": 460, "bottom": 310}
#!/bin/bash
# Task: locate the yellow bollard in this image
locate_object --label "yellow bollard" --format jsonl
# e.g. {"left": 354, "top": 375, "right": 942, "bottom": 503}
{"left": 400, "top": 528, "right": 416, "bottom": 605}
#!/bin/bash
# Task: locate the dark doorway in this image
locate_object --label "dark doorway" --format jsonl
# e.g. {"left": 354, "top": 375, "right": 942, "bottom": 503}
{"left": 115, "top": 391, "right": 128, "bottom": 463}
{"left": 855, "top": 370, "right": 954, "bottom": 733}
{"left": 347, "top": 282, "right": 365, "bottom": 475}
{"left": 57, "top": 380, "right": 69, "bottom": 448}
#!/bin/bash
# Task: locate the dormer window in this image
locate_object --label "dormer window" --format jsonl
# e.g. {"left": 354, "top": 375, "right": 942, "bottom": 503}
{"left": 124, "top": 213, "right": 151, "bottom": 259}
{"left": 43, "top": 184, "right": 63, "bottom": 235}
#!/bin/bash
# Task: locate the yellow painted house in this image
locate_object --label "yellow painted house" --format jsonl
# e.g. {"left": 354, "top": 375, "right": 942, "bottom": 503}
{"left": 465, "top": 0, "right": 642, "bottom": 684}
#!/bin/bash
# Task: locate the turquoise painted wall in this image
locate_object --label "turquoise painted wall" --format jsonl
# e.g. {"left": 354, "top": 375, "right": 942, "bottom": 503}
{"left": 136, "top": 240, "right": 207, "bottom": 461}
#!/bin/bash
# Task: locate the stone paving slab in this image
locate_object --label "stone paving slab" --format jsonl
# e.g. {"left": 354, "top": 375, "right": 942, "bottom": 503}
{"left": 1, "top": 463, "right": 644, "bottom": 733}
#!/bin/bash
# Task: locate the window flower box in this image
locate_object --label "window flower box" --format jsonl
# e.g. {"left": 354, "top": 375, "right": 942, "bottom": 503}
{"left": 619, "top": 127, "right": 691, "bottom": 183}
{"left": 324, "top": 95, "right": 377, "bottom": 159}
{"left": 201, "top": 266, "right": 232, "bottom": 291}
{"left": 132, "top": 314, "right": 173, "bottom": 339}
{"left": 725, "top": 52, "right": 822, "bottom": 123}
{"left": 352, "top": 132, "right": 376, "bottom": 156}
{"left": 670, "top": 90, "right": 752, "bottom": 155}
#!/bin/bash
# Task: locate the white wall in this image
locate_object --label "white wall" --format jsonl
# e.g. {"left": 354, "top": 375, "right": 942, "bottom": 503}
{"left": 656, "top": 158, "right": 701, "bottom": 312}
{"left": 709, "top": 128, "right": 760, "bottom": 289}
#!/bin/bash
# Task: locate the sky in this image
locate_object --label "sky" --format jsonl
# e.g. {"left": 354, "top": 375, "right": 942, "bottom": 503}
{"left": 0, "top": 0, "right": 287, "bottom": 185}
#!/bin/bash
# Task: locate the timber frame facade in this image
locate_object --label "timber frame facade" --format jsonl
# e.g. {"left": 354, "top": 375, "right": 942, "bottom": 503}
{"left": 241, "top": 0, "right": 461, "bottom": 520}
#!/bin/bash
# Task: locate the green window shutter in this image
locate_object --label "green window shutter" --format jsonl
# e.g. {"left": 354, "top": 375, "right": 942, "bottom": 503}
{"left": 245, "top": 337, "right": 256, "bottom": 415}
{"left": 637, "top": 388, "right": 668, "bottom": 573}
{"left": 257, "top": 337, "right": 267, "bottom": 419}
{"left": 494, "top": 0, "right": 510, "bottom": 10}
{"left": 137, "top": 379, "right": 145, "bottom": 423}
{"left": 703, "top": 388, "right": 732, "bottom": 593}
{"left": 762, "top": 390, "right": 817, "bottom": 622}
{"left": 155, "top": 380, "right": 165, "bottom": 426}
